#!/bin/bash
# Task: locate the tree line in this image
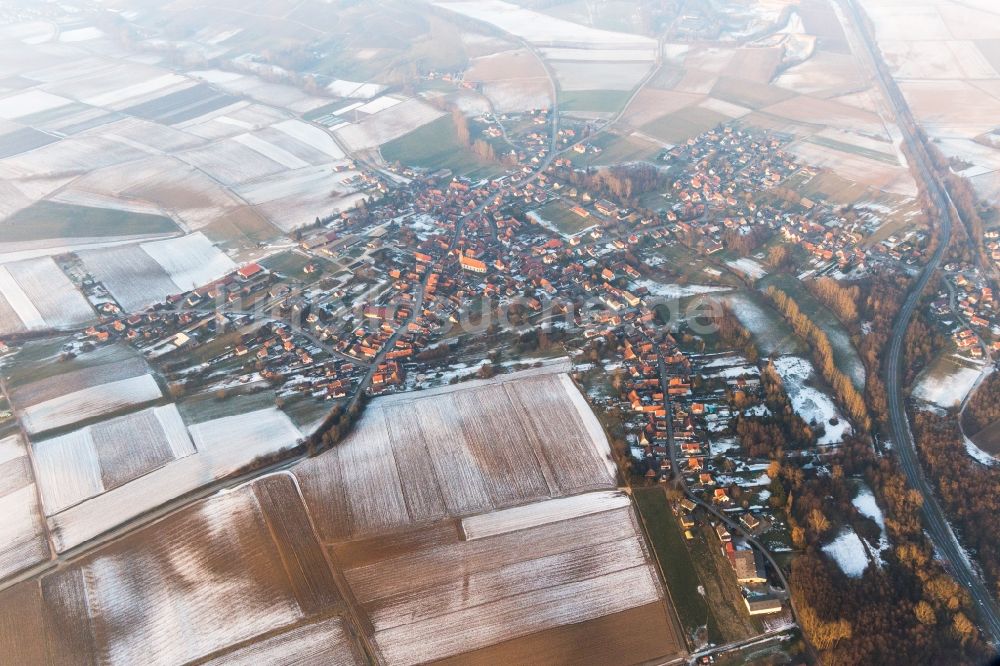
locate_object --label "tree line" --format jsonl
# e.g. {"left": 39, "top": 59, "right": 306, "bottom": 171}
{"left": 764, "top": 286, "right": 871, "bottom": 431}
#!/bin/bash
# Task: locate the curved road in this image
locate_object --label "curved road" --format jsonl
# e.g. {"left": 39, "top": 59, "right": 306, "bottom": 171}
{"left": 841, "top": 0, "right": 1000, "bottom": 643}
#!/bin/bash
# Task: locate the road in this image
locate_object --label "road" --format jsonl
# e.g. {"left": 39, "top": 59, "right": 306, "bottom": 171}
{"left": 656, "top": 356, "right": 812, "bottom": 659}
{"left": 841, "top": 0, "right": 1000, "bottom": 644}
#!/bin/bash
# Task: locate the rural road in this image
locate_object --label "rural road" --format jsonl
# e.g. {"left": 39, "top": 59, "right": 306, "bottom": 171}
{"left": 841, "top": 0, "right": 1000, "bottom": 644}
{"left": 656, "top": 356, "right": 813, "bottom": 660}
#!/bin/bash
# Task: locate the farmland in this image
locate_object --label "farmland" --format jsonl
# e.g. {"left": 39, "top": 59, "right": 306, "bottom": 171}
{"left": 32, "top": 404, "right": 195, "bottom": 514}
{"left": 381, "top": 115, "right": 503, "bottom": 178}
{"left": 0, "top": 369, "right": 682, "bottom": 665}
{"left": 0, "top": 475, "right": 357, "bottom": 665}
{"left": 80, "top": 232, "right": 236, "bottom": 311}
{"left": 0, "top": 257, "right": 95, "bottom": 334}
{"left": 294, "top": 368, "right": 616, "bottom": 541}
{"left": 0, "top": 201, "right": 177, "bottom": 242}
{"left": 0, "top": 435, "right": 50, "bottom": 580}
{"left": 47, "top": 406, "right": 302, "bottom": 552}
{"left": 19, "top": 374, "right": 162, "bottom": 436}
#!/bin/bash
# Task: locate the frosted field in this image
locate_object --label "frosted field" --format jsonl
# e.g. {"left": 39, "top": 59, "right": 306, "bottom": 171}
{"left": 47, "top": 407, "right": 302, "bottom": 552}
{"left": 295, "top": 367, "right": 616, "bottom": 541}
{"left": 180, "top": 138, "right": 289, "bottom": 186}
{"left": 913, "top": 354, "right": 985, "bottom": 408}
{"left": 20, "top": 374, "right": 162, "bottom": 436}
{"left": 725, "top": 258, "right": 768, "bottom": 279}
{"left": 327, "top": 79, "right": 386, "bottom": 99}
{"left": 483, "top": 80, "right": 552, "bottom": 112}
{"left": 239, "top": 166, "right": 367, "bottom": 232}
{"left": 81, "top": 232, "right": 236, "bottom": 310}
{"left": 541, "top": 47, "right": 656, "bottom": 61}
{"left": 435, "top": 0, "right": 656, "bottom": 49}
{"left": 32, "top": 404, "right": 195, "bottom": 515}
{"left": 272, "top": 119, "right": 344, "bottom": 159}
{"left": 0, "top": 135, "right": 152, "bottom": 179}
{"left": 0, "top": 435, "right": 50, "bottom": 580}
{"left": 552, "top": 61, "right": 651, "bottom": 91}
{"left": 343, "top": 504, "right": 666, "bottom": 665}
{"left": 0, "top": 90, "right": 71, "bottom": 120}
{"left": 66, "top": 155, "right": 255, "bottom": 231}
{"left": 773, "top": 356, "right": 851, "bottom": 445}
{"left": 56, "top": 485, "right": 306, "bottom": 665}
{"left": 0, "top": 257, "right": 94, "bottom": 334}
{"left": 139, "top": 232, "right": 236, "bottom": 292}
{"left": 461, "top": 490, "right": 630, "bottom": 540}
{"left": 202, "top": 618, "right": 362, "bottom": 666}
{"left": 335, "top": 98, "right": 444, "bottom": 151}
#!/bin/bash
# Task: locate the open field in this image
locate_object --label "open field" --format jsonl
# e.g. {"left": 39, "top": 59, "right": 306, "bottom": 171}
{"left": 335, "top": 98, "right": 444, "bottom": 152}
{"left": 0, "top": 474, "right": 352, "bottom": 665}
{"left": 0, "top": 201, "right": 178, "bottom": 242}
{"left": 529, "top": 199, "right": 596, "bottom": 236}
{"left": 642, "top": 106, "right": 729, "bottom": 145}
{"left": 46, "top": 407, "right": 302, "bottom": 552}
{"left": 434, "top": 0, "right": 657, "bottom": 50}
{"left": 295, "top": 367, "right": 616, "bottom": 541}
{"left": 559, "top": 89, "right": 630, "bottom": 113}
{"left": 381, "top": 115, "right": 502, "bottom": 177}
{"left": 0, "top": 434, "right": 50, "bottom": 581}
{"left": 633, "top": 487, "right": 718, "bottom": 645}
{"left": 0, "top": 256, "right": 94, "bottom": 335}
{"left": 80, "top": 232, "right": 236, "bottom": 311}
{"left": 19, "top": 374, "right": 162, "bottom": 436}
{"left": 32, "top": 404, "right": 195, "bottom": 515}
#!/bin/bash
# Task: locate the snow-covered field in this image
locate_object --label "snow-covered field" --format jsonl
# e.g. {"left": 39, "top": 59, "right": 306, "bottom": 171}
{"left": 75, "top": 485, "right": 304, "bottom": 665}
{"left": 823, "top": 528, "right": 869, "bottom": 577}
{"left": 552, "top": 61, "right": 651, "bottom": 91}
{"left": 0, "top": 434, "right": 50, "bottom": 580}
{"left": 912, "top": 355, "right": 985, "bottom": 408}
{"left": 772, "top": 356, "right": 851, "bottom": 445}
{"left": 32, "top": 404, "right": 195, "bottom": 514}
{"left": 295, "top": 366, "right": 616, "bottom": 541}
{"left": 335, "top": 98, "right": 444, "bottom": 151}
{"left": 0, "top": 257, "right": 94, "bottom": 334}
{"left": 47, "top": 407, "right": 301, "bottom": 552}
{"left": 461, "top": 490, "right": 630, "bottom": 540}
{"left": 20, "top": 373, "right": 162, "bottom": 435}
{"left": 345, "top": 503, "right": 664, "bottom": 665}
{"left": 82, "top": 233, "right": 235, "bottom": 310}
{"left": 636, "top": 279, "right": 728, "bottom": 300}
{"left": 139, "top": 232, "right": 236, "bottom": 292}
{"left": 725, "top": 258, "right": 767, "bottom": 279}
{"left": 434, "top": 0, "right": 656, "bottom": 50}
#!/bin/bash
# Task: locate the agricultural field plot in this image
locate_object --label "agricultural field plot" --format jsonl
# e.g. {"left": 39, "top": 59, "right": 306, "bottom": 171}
{"left": 334, "top": 97, "right": 445, "bottom": 152}
{"left": 236, "top": 164, "right": 366, "bottom": 232}
{"left": 0, "top": 434, "right": 50, "bottom": 581}
{"left": 62, "top": 155, "right": 270, "bottom": 235}
{"left": 0, "top": 126, "right": 58, "bottom": 158}
{"left": 120, "top": 83, "right": 241, "bottom": 125}
{"left": 80, "top": 232, "right": 236, "bottom": 311}
{"left": 201, "top": 618, "right": 363, "bottom": 666}
{"left": 47, "top": 407, "right": 303, "bottom": 552}
{"left": 294, "top": 366, "right": 616, "bottom": 542}
{"left": 551, "top": 61, "right": 651, "bottom": 91}
{"left": 465, "top": 49, "right": 553, "bottom": 112}
{"left": 339, "top": 495, "right": 681, "bottom": 666}
{"left": 18, "top": 373, "right": 162, "bottom": 437}
{"left": 0, "top": 256, "right": 94, "bottom": 335}
{"left": 642, "top": 106, "right": 729, "bottom": 145}
{"left": 31, "top": 404, "right": 195, "bottom": 515}
{"left": 179, "top": 137, "right": 291, "bottom": 187}
{"left": 434, "top": 0, "right": 656, "bottom": 50}
{"left": 0, "top": 200, "right": 179, "bottom": 243}
{"left": 913, "top": 352, "right": 987, "bottom": 409}
{"left": 0, "top": 474, "right": 354, "bottom": 665}
{"left": 380, "top": 115, "right": 502, "bottom": 178}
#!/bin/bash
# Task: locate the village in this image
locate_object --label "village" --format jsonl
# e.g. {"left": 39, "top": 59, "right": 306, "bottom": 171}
{"left": 0, "top": 100, "right": 994, "bottom": 657}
